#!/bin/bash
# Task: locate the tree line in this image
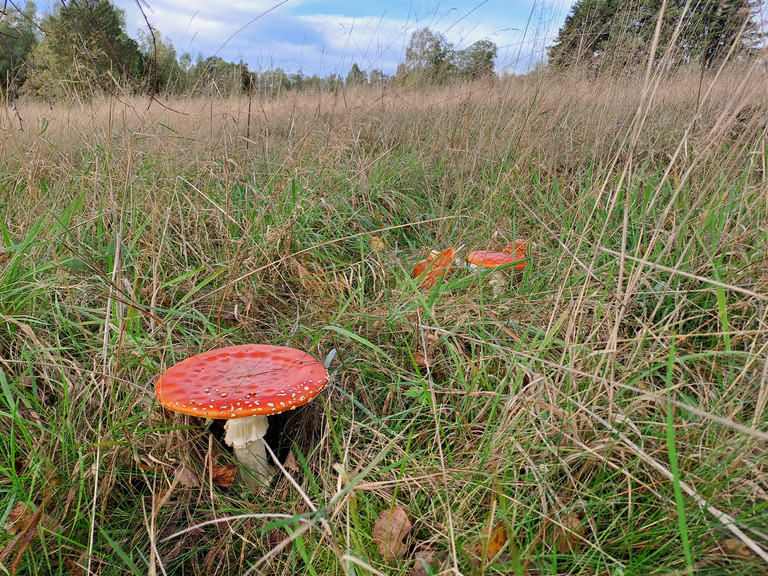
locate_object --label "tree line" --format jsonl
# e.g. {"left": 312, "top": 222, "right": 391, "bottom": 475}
{"left": 0, "top": 0, "right": 763, "bottom": 100}
{"left": 0, "top": 0, "right": 498, "bottom": 99}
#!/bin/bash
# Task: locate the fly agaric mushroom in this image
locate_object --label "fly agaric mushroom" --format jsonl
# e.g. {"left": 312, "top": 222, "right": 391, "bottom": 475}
{"left": 156, "top": 344, "right": 329, "bottom": 490}
{"left": 466, "top": 248, "right": 532, "bottom": 295}
{"left": 413, "top": 247, "right": 456, "bottom": 289}
{"left": 466, "top": 250, "right": 528, "bottom": 271}
{"left": 502, "top": 240, "right": 536, "bottom": 267}
{"left": 467, "top": 237, "right": 535, "bottom": 272}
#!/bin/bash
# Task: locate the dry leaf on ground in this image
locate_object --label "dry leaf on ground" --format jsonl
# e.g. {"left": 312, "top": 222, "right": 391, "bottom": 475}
{"left": 409, "top": 544, "right": 448, "bottom": 576}
{"left": 1, "top": 496, "right": 57, "bottom": 575}
{"left": 554, "top": 512, "right": 584, "bottom": 553}
{"left": 720, "top": 538, "right": 755, "bottom": 559}
{"left": 283, "top": 451, "right": 300, "bottom": 473}
{"left": 174, "top": 463, "right": 200, "bottom": 487}
{"left": 413, "top": 351, "right": 429, "bottom": 369}
{"left": 370, "top": 235, "right": 387, "bottom": 252}
{"left": 409, "top": 548, "right": 435, "bottom": 576}
{"left": 414, "top": 331, "right": 443, "bottom": 370}
{"left": 212, "top": 463, "right": 238, "bottom": 488}
{"left": 372, "top": 507, "right": 412, "bottom": 561}
{"left": 552, "top": 494, "right": 586, "bottom": 554}
{"left": 473, "top": 521, "right": 507, "bottom": 563}
{"left": 139, "top": 282, "right": 170, "bottom": 307}
{"left": 236, "top": 287, "right": 254, "bottom": 316}
{"left": 4, "top": 502, "right": 35, "bottom": 536}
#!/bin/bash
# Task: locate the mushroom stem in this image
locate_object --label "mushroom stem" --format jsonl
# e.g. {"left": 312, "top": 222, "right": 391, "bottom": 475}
{"left": 489, "top": 270, "right": 509, "bottom": 296}
{"left": 224, "top": 414, "right": 275, "bottom": 491}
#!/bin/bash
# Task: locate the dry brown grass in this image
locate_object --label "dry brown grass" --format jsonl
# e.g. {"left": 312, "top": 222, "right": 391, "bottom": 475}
{"left": 1, "top": 61, "right": 767, "bottom": 575}
{"left": 4, "top": 63, "right": 764, "bottom": 173}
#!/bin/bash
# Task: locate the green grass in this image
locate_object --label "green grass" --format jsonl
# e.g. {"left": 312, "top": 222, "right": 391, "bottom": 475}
{"left": 1, "top": 65, "right": 767, "bottom": 575}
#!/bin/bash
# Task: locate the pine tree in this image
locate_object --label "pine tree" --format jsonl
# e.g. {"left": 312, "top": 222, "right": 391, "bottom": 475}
{"left": 677, "top": 0, "right": 762, "bottom": 67}
{"left": 548, "top": 0, "right": 762, "bottom": 73}
{"left": 547, "top": 0, "right": 624, "bottom": 69}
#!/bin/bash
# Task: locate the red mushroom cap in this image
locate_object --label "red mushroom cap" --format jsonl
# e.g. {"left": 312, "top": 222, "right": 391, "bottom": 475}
{"left": 466, "top": 250, "right": 528, "bottom": 270}
{"left": 156, "top": 344, "right": 329, "bottom": 419}
{"left": 503, "top": 240, "right": 534, "bottom": 254}
{"left": 413, "top": 247, "right": 456, "bottom": 288}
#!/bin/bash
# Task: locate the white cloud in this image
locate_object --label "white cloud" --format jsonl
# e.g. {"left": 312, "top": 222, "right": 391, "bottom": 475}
{"left": 295, "top": 13, "right": 411, "bottom": 70}
{"left": 117, "top": 0, "right": 572, "bottom": 75}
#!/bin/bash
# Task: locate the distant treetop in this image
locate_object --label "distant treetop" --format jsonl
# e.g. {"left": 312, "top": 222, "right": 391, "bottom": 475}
{"left": 397, "top": 27, "right": 498, "bottom": 84}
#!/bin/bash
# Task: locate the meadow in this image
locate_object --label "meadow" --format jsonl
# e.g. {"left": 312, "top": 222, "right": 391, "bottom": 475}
{"left": 1, "top": 62, "right": 767, "bottom": 575}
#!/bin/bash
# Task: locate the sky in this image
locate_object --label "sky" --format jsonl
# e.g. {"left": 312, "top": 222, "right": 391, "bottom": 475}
{"left": 109, "top": 0, "right": 574, "bottom": 76}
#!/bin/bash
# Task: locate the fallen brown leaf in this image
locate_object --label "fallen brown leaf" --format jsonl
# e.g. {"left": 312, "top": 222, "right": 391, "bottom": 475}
{"left": 551, "top": 493, "right": 585, "bottom": 555}
{"left": 409, "top": 544, "right": 448, "bottom": 576}
{"left": 413, "top": 330, "right": 443, "bottom": 371}
{"left": 139, "top": 282, "right": 170, "bottom": 307}
{"left": 4, "top": 502, "right": 34, "bottom": 536}
{"left": 554, "top": 512, "right": 583, "bottom": 553}
{"left": 0, "top": 493, "right": 53, "bottom": 575}
{"left": 413, "top": 351, "right": 429, "bottom": 369}
{"left": 236, "top": 287, "right": 254, "bottom": 316}
{"left": 283, "top": 451, "right": 300, "bottom": 473}
{"left": 370, "top": 235, "right": 388, "bottom": 252}
{"left": 410, "top": 550, "right": 435, "bottom": 576}
{"left": 474, "top": 521, "right": 507, "bottom": 563}
{"left": 721, "top": 538, "right": 754, "bottom": 559}
{"left": 216, "top": 309, "right": 239, "bottom": 323}
{"left": 212, "top": 463, "right": 238, "bottom": 488}
{"left": 372, "top": 507, "right": 412, "bottom": 561}
{"left": 174, "top": 463, "right": 200, "bottom": 488}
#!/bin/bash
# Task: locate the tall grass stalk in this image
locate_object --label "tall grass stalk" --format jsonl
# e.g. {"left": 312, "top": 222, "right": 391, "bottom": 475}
{"left": 0, "top": 62, "right": 766, "bottom": 575}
